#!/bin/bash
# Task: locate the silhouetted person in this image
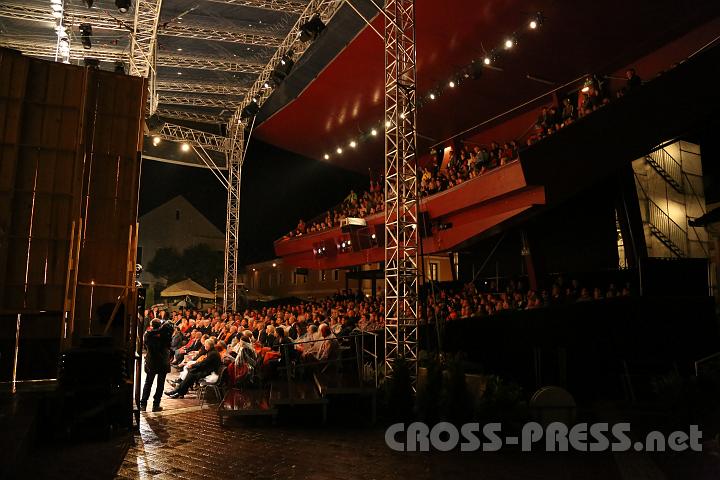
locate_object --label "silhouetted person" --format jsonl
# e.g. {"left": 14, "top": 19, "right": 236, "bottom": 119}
{"left": 140, "top": 318, "right": 172, "bottom": 412}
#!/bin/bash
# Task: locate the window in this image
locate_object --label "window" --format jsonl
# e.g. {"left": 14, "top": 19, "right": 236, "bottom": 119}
{"left": 429, "top": 262, "right": 439, "bottom": 281}
{"left": 333, "top": 269, "right": 340, "bottom": 281}
{"left": 175, "top": 209, "right": 180, "bottom": 221}
{"left": 320, "top": 269, "right": 327, "bottom": 282}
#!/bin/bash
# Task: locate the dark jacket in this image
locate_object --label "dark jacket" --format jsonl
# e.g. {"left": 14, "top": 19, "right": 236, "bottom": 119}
{"left": 144, "top": 323, "right": 173, "bottom": 374}
{"left": 191, "top": 349, "right": 221, "bottom": 377}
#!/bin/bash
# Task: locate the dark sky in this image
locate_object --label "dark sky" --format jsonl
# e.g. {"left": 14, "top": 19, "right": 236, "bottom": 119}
{"left": 139, "top": 140, "right": 367, "bottom": 265}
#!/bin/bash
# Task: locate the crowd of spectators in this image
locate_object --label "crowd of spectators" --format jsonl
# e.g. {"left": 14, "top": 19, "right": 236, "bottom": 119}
{"left": 526, "top": 68, "right": 642, "bottom": 145}
{"left": 286, "top": 69, "right": 642, "bottom": 240}
{"left": 425, "top": 278, "right": 632, "bottom": 323}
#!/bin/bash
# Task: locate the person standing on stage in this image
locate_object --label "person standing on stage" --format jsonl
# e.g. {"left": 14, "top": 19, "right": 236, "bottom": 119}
{"left": 140, "top": 318, "right": 173, "bottom": 412}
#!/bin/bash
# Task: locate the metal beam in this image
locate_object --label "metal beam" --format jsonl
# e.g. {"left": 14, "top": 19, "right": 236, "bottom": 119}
{"left": 156, "top": 108, "right": 230, "bottom": 124}
{"left": 129, "top": 0, "right": 163, "bottom": 78}
{"left": 223, "top": 0, "right": 344, "bottom": 312}
{"left": 0, "top": 3, "right": 284, "bottom": 46}
{"left": 159, "top": 94, "right": 243, "bottom": 109}
{"left": 384, "top": 0, "right": 419, "bottom": 386}
{"left": 158, "top": 123, "right": 228, "bottom": 152}
{"left": 156, "top": 80, "right": 248, "bottom": 96}
{"left": 206, "top": 0, "right": 308, "bottom": 15}
{"left": 0, "top": 40, "right": 264, "bottom": 74}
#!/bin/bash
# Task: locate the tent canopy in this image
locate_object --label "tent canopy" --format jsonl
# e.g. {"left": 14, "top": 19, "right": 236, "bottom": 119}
{"left": 160, "top": 278, "right": 214, "bottom": 299}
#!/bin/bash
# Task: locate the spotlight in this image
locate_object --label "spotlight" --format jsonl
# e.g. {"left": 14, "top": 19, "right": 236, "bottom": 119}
{"left": 84, "top": 0, "right": 94, "bottom": 7}
{"left": 468, "top": 60, "right": 483, "bottom": 79}
{"left": 115, "top": 0, "right": 131, "bottom": 13}
{"left": 530, "top": 12, "right": 544, "bottom": 29}
{"left": 336, "top": 147, "right": 343, "bottom": 154}
{"left": 241, "top": 100, "right": 260, "bottom": 119}
{"left": 370, "top": 128, "right": 378, "bottom": 136}
{"left": 371, "top": 233, "right": 376, "bottom": 239}
{"left": 299, "top": 14, "right": 326, "bottom": 42}
{"left": 448, "top": 80, "right": 456, "bottom": 88}
{"left": 483, "top": 56, "right": 491, "bottom": 65}
{"left": 83, "top": 58, "right": 99, "bottom": 69}
{"left": 272, "top": 262, "right": 277, "bottom": 267}
{"left": 79, "top": 24, "right": 92, "bottom": 50}
{"left": 385, "top": 121, "right": 391, "bottom": 128}
{"left": 529, "top": 20, "right": 537, "bottom": 29}
{"left": 181, "top": 143, "right": 190, "bottom": 152}
{"left": 152, "top": 136, "right": 161, "bottom": 146}
{"left": 114, "top": 61, "right": 125, "bottom": 74}
{"left": 270, "top": 53, "right": 294, "bottom": 85}
{"left": 400, "top": 112, "right": 406, "bottom": 119}
{"left": 429, "top": 92, "right": 436, "bottom": 100}
{"left": 324, "top": 153, "right": 330, "bottom": 160}
{"left": 504, "top": 38, "right": 515, "bottom": 49}
{"left": 263, "top": 81, "right": 271, "bottom": 89}
{"left": 349, "top": 140, "right": 357, "bottom": 148}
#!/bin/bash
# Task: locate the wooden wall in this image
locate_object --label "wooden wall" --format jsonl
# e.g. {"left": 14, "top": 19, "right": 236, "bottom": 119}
{"left": 0, "top": 48, "right": 146, "bottom": 382}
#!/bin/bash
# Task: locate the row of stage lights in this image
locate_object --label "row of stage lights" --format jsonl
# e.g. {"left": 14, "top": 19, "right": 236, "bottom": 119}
{"left": 321, "top": 12, "right": 545, "bottom": 161}
{"left": 150, "top": 136, "right": 192, "bottom": 153}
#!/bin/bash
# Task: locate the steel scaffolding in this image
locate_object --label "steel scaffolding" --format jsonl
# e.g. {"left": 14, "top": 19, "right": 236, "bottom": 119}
{"left": 222, "top": 0, "right": 344, "bottom": 312}
{"left": 383, "top": 0, "right": 419, "bottom": 385}
{"left": 223, "top": 126, "right": 244, "bottom": 312}
{"left": 158, "top": 123, "right": 229, "bottom": 152}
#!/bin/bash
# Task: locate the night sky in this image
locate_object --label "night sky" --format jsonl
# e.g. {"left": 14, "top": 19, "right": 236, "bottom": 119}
{"left": 139, "top": 140, "right": 368, "bottom": 266}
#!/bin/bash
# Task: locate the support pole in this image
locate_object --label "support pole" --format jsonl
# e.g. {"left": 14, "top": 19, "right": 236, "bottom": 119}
{"left": 384, "top": 0, "right": 419, "bottom": 386}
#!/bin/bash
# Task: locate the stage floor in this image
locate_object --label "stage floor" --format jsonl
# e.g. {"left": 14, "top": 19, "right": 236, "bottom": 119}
{"left": 22, "top": 405, "right": 719, "bottom": 480}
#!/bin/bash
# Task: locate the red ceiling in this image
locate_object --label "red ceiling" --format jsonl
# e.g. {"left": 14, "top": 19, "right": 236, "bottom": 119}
{"left": 254, "top": 0, "right": 720, "bottom": 171}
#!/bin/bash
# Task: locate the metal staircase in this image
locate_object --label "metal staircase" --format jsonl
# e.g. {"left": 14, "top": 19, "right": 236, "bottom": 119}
{"left": 647, "top": 199, "right": 686, "bottom": 257}
{"left": 645, "top": 148, "right": 683, "bottom": 193}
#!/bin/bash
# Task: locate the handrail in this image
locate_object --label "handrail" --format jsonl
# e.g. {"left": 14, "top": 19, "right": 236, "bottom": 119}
{"left": 647, "top": 147, "right": 683, "bottom": 191}
{"left": 647, "top": 198, "right": 687, "bottom": 255}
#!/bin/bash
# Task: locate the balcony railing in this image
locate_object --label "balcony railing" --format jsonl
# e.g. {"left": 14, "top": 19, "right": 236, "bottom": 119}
{"left": 646, "top": 147, "right": 683, "bottom": 193}
{"left": 647, "top": 199, "right": 686, "bottom": 257}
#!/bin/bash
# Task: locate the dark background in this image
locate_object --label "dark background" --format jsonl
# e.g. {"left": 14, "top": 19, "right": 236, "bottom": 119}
{"left": 139, "top": 140, "right": 368, "bottom": 266}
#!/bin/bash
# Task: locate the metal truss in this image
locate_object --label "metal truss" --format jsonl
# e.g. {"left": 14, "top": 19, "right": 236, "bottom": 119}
{"left": 129, "top": 0, "right": 162, "bottom": 78}
{"left": 383, "top": 0, "right": 419, "bottom": 386}
{"left": 223, "top": 126, "right": 244, "bottom": 313}
{"left": 228, "top": 0, "right": 344, "bottom": 126}
{"left": 156, "top": 80, "right": 248, "bottom": 96}
{"left": 156, "top": 108, "right": 230, "bottom": 124}
{"left": 0, "top": 39, "right": 263, "bottom": 74}
{"left": 158, "top": 53, "right": 265, "bottom": 73}
{"left": 159, "top": 94, "right": 243, "bottom": 109}
{"left": 207, "top": 0, "right": 308, "bottom": 15}
{"left": 222, "top": 0, "right": 343, "bottom": 312}
{"left": 0, "top": 3, "right": 283, "bottom": 46}
{"left": 158, "top": 123, "right": 229, "bottom": 152}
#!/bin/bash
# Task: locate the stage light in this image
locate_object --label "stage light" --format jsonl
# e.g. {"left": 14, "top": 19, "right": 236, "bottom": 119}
{"left": 177, "top": 72, "right": 182, "bottom": 75}
{"left": 79, "top": 24, "right": 92, "bottom": 50}
{"left": 272, "top": 262, "right": 277, "bottom": 267}
{"left": 385, "top": 121, "right": 391, "bottom": 128}
{"left": 241, "top": 100, "right": 260, "bottom": 119}
{"left": 429, "top": 92, "right": 436, "bottom": 100}
{"left": 181, "top": 143, "right": 190, "bottom": 152}
{"left": 84, "top": 0, "right": 94, "bottom": 7}
{"left": 336, "top": 147, "right": 343, "bottom": 154}
{"left": 448, "top": 80, "right": 456, "bottom": 88}
{"left": 263, "top": 81, "right": 271, "bottom": 89}
{"left": 324, "top": 153, "right": 330, "bottom": 160}
{"left": 581, "top": 76, "right": 593, "bottom": 93}
{"left": 83, "top": 58, "right": 99, "bottom": 69}
{"left": 400, "top": 112, "right": 406, "bottom": 119}
{"left": 371, "top": 233, "right": 376, "bottom": 239}
{"left": 152, "top": 136, "right": 161, "bottom": 146}
{"left": 115, "top": 0, "right": 131, "bottom": 13}
{"left": 504, "top": 38, "right": 514, "bottom": 49}
{"left": 483, "top": 56, "right": 491, "bottom": 65}
{"left": 371, "top": 128, "right": 378, "bottom": 136}
{"left": 299, "top": 15, "right": 326, "bottom": 42}
{"left": 177, "top": 48, "right": 182, "bottom": 51}
{"left": 349, "top": 140, "right": 357, "bottom": 148}
{"left": 529, "top": 20, "right": 537, "bottom": 29}
{"left": 114, "top": 61, "right": 125, "bottom": 74}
